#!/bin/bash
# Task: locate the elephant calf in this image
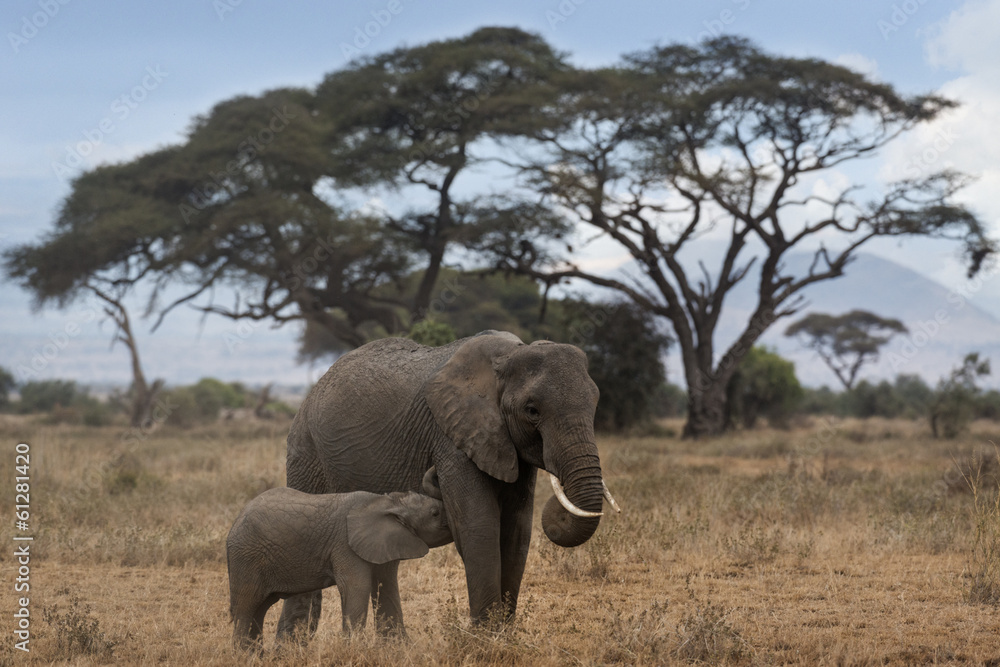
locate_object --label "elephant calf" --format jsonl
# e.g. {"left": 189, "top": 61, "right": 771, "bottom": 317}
{"left": 226, "top": 471, "right": 452, "bottom": 651}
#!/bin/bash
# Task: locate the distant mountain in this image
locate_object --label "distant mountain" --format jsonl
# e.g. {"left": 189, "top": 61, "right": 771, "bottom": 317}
{"left": 0, "top": 285, "right": 316, "bottom": 387}
{"left": 3, "top": 249, "right": 998, "bottom": 390}
{"left": 612, "top": 251, "right": 1000, "bottom": 388}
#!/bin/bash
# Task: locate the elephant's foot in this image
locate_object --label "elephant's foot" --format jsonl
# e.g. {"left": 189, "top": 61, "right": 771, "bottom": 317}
{"left": 471, "top": 593, "right": 518, "bottom": 631}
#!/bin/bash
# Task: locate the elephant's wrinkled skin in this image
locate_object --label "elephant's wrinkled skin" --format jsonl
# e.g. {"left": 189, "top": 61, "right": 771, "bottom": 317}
{"left": 227, "top": 483, "right": 452, "bottom": 651}
{"left": 278, "top": 331, "right": 612, "bottom": 637}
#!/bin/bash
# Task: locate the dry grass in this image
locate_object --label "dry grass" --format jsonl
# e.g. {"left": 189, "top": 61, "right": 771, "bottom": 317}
{"left": 2, "top": 414, "right": 1000, "bottom": 665}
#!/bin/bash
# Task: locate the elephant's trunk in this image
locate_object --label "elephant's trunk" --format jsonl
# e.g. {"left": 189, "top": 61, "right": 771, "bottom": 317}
{"left": 541, "top": 423, "right": 612, "bottom": 548}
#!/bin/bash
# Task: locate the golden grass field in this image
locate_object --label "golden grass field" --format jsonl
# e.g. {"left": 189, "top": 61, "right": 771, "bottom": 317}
{"left": 1, "top": 414, "right": 1000, "bottom": 665}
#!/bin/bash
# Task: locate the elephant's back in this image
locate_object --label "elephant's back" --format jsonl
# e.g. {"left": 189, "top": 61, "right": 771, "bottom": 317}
{"left": 303, "top": 337, "right": 455, "bottom": 427}
{"left": 288, "top": 338, "right": 457, "bottom": 493}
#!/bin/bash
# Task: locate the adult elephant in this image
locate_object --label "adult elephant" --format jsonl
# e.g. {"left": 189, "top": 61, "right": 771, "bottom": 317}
{"left": 276, "top": 330, "right": 618, "bottom": 637}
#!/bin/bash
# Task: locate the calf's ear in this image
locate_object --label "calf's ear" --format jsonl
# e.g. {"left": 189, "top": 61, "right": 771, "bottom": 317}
{"left": 347, "top": 498, "right": 429, "bottom": 565}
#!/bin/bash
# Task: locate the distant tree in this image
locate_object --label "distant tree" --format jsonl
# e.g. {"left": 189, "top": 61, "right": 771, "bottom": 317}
{"left": 558, "top": 299, "right": 673, "bottom": 431}
{"left": 976, "top": 389, "right": 1000, "bottom": 421}
{"left": 843, "top": 379, "right": 908, "bottom": 419}
{"left": 893, "top": 374, "right": 934, "bottom": 418}
{"left": 17, "top": 380, "right": 81, "bottom": 413}
{"left": 0, "top": 367, "right": 15, "bottom": 411}
{"left": 930, "top": 352, "right": 991, "bottom": 438}
{"left": 785, "top": 310, "right": 908, "bottom": 390}
{"left": 651, "top": 382, "right": 688, "bottom": 419}
{"left": 799, "top": 386, "right": 840, "bottom": 416}
{"left": 726, "top": 347, "right": 803, "bottom": 429}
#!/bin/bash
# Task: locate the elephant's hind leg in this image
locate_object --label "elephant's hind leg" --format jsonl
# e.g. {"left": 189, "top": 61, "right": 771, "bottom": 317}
{"left": 276, "top": 589, "right": 322, "bottom": 642}
{"left": 232, "top": 595, "right": 271, "bottom": 654}
{"left": 278, "top": 428, "right": 328, "bottom": 640}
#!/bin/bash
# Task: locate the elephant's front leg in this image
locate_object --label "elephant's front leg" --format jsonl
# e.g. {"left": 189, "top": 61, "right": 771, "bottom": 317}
{"left": 439, "top": 461, "right": 504, "bottom": 624}
{"left": 369, "top": 561, "right": 406, "bottom": 636}
{"left": 498, "top": 465, "right": 537, "bottom": 621}
{"left": 339, "top": 560, "right": 374, "bottom": 634}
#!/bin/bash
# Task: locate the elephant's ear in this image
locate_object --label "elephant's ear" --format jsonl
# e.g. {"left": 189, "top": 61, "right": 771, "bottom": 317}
{"left": 347, "top": 498, "right": 429, "bottom": 565}
{"left": 425, "top": 333, "right": 522, "bottom": 483}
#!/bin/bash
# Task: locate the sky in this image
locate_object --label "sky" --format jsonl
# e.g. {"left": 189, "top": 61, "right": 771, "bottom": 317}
{"left": 2, "top": 0, "right": 999, "bottom": 388}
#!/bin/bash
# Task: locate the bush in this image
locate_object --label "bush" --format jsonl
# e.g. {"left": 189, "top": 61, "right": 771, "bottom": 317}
{"left": 408, "top": 318, "right": 457, "bottom": 346}
{"left": 42, "top": 595, "right": 126, "bottom": 659}
{"left": 0, "top": 366, "right": 15, "bottom": 411}
{"left": 726, "top": 346, "right": 803, "bottom": 429}
{"left": 558, "top": 299, "right": 673, "bottom": 432}
{"left": 162, "top": 378, "right": 248, "bottom": 427}
{"left": 930, "top": 353, "right": 990, "bottom": 439}
{"left": 17, "top": 379, "right": 80, "bottom": 413}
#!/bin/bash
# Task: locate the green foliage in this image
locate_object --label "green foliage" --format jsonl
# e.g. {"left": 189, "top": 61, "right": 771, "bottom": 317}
{"left": 407, "top": 319, "right": 457, "bottom": 347}
{"left": 726, "top": 347, "right": 803, "bottom": 429}
{"left": 0, "top": 366, "right": 15, "bottom": 411}
{"left": 18, "top": 379, "right": 82, "bottom": 413}
{"left": 930, "top": 353, "right": 991, "bottom": 439}
{"left": 161, "top": 378, "right": 248, "bottom": 427}
{"left": 652, "top": 382, "right": 688, "bottom": 419}
{"left": 800, "top": 374, "right": 934, "bottom": 419}
{"left": 557, "top": 299, "right": 672, "bottom": 432}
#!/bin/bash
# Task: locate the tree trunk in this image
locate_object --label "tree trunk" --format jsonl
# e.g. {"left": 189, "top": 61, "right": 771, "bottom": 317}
{"left": 88, "top": 285, "right": 164, "bottom": 429}
{"left": 254, "top": 383, "right": 273, "bottom": 419}
{"left": 131, "top": 378, "right": 164, "bottom": 429}
{"left": 683, "top": 380, "right": 729, "bottom": 438}
{"left": 413, "top": 241, "right": 447, "bottom": 322}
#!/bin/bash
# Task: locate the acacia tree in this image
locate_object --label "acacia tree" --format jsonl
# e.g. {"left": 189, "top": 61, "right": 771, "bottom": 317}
{"left": 316, "top": 27, "right": 569, "bottom": 320}
{"left": 5, "top": 89, "right": 417, "bottom": 351}
{"left": 785, "top": 310, "right": 908, "bottom": 390}
{"left": 499, "top": 37, "right": 993, "bottom": 437}
{"left": 5, "top": 29, "right": 568, "bottom": 355}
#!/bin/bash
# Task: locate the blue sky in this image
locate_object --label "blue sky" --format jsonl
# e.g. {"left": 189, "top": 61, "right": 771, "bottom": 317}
{"left": 2, "top": 0, "right": 998, "bottom": 387}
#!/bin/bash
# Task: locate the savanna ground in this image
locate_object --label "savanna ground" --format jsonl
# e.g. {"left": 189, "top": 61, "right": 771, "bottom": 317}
{"left": 2, "top": 415, "right": 1000, "bottom": 666}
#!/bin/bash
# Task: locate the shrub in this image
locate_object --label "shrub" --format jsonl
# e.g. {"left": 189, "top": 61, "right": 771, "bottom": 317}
{"left": 408, "top": 318, "right": 457, "bottom": 346}
{"left": 42, "top": 596, "right": 125, "bottom": 659}
{"left": 0, "top": 365, "right": 15, "bottom": 411}
{"left": 726, "top": 346, "right": 803, "bottom": 429}
{"left": 162, "top": 378, "right": 248, "bottom": 427}
{"left": 558, "top": 299, "right": 673, "bottom": 432}
{"left": 930, "top": 353, "right": 990, "bottom": 439}
{"left": 17, "top": 379, "right": 80, "bottom": 413}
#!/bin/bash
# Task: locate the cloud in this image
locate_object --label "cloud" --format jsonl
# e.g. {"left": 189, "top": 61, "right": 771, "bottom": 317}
{"left": 880, "top": 0, "right": 1000, "bottom": 236}
{"left": 925, "top": 0, "right": 1000, "bottom": 78}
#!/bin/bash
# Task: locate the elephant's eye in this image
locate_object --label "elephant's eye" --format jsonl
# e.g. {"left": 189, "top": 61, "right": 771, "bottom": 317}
{"left": 525, "top": 404, "right": 540, "bottom": 420}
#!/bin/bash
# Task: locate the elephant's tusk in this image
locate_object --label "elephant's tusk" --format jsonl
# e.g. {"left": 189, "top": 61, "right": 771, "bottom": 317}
{"left": 602, "top": 481, "right": 622, "bottom": 513}
{"left": 549, "top": 472, "right": 603, "bottom": 518}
